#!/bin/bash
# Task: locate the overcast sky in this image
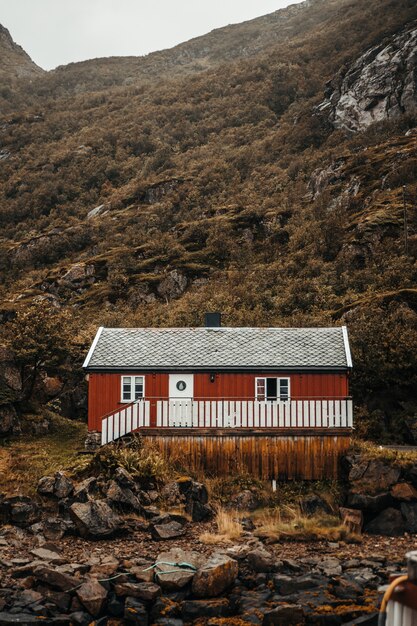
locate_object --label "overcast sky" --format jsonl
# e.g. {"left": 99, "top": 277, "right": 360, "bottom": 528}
{"left": 0, "top": 0, "right": 303, "bottom": 70}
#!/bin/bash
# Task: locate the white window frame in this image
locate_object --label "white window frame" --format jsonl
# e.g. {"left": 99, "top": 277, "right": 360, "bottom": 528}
{"left": 255, "top": 377, "right": 290, "bottom": 402}
{"left": 120, "top": 375, "right": 145, "bottom": 403}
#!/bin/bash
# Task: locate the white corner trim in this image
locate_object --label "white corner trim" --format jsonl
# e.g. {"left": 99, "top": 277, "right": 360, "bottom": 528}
{"left": 83, "top": 326, "right": 104, "bottom": 368}
{"left": 342, "top": 326, "right": 353, "bottom": 368}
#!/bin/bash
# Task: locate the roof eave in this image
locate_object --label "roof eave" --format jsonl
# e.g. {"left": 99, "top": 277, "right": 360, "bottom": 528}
{"left": 342, "top": 325, "right": 353, "bottom": 369}
{"left": 84, "top": 365, "right": 350, "bottom": 373}
{"left": 82, "top": 327, "right": 104, "bottom": 369}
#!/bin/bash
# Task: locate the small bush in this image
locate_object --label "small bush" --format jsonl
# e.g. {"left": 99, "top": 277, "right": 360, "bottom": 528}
{"left": 90, "top": 437, "right": 169, "bottom": 483}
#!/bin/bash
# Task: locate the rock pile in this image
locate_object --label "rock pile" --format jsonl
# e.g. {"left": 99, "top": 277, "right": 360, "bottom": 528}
{"left": 0, "top": 528, "right": 402, "bottom": 625}
{"left": 344, "top": 454, "right": 417, "bottom": 535}
{"left": 33, "top": 471, "right": 213, "bottom": 542}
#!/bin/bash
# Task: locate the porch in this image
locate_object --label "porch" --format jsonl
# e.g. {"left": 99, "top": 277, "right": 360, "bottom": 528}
{"left": 100, "top": 397, "right": 353, "bottom": 445}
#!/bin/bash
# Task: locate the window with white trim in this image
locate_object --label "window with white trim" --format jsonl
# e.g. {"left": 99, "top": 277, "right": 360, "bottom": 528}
{"left": 255, "top": 377, "right": 290, "bottom": 401}
{"left": 121, "top": 376, "right": 144, "bottom": 402}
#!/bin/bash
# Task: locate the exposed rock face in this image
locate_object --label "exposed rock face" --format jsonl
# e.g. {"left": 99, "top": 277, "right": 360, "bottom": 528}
{"left": 157, "top": 269, "right": 187, "bottom": 300}
{"left": 348, "top": 458, "right": 401, "bottom": 493}
{"left": 319, "top": 25, "right": 417, "bottom": 131}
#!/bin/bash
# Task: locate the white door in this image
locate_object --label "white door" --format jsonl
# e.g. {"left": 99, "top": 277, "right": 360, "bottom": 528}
{"left": 168, "top": 374, "right": 194, "bottom": 427}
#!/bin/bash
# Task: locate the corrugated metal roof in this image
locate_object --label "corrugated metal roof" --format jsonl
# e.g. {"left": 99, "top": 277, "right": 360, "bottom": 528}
{"left": 84, "top": 326, "right": 351, "bottom": 371}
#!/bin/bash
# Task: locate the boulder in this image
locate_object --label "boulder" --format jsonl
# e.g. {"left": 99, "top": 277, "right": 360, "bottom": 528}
{"left": 400, "top": 502, "right": 417, "bottom": 532}
{"left": 365, "top": 508, "right": 405, "bottom": 536}
{"left": 300, "top": 494, "right": 332, "bottom": 517}
{"left": 41, "top": 517, "right": 69, "bottom": 541}
{"left": 37, "top": 476, "right": 55, "bottom": 497}
{"left": 2, "top": 496, "right": 42, "bottom": 527}
{"left": 33, "top": 565, "right": 78, "bottom": 591}
{"left": 155, "top": 548, "right": 206, "bottom": 591}
{"left": 113, "top": 582, "right": 161, "bottom": 602}
{"left": 247, "top": 547, "right": 275, "bottom": 573}
{"left": 30, "top": 547, "right": 66, "bottom": 564}
{"left": 347, "top": 492, "right": 393, "bottom": 515}
{"left": 263, "top": 604, "right": 305, "bottom": 625}
{"left": 69, "top": 612, "right": 92, "bottom": 625}
{"left": 274, "top": 574, "right": 321, "bottom": 595}
{"left": 391, "top": 483, "right": 417, "bottom": 502}
{"left": 317, "top": 557, "right": 342, "bottom": 576}
{"left": 182, "top": 598, "right": 230, "bottom": 620}
{"left": 76, "top": 579, "right": 107, "bottom": 617}
{"left": 228, "top": 490, "right": 260, "bottom": 511}
{"left": 37, "top": 472, "right": 74, "bottom": 499}
{"left": 151, "top": 596, "right": 182, "bottom": 621}
{"left": 177, "top": 477, "right": 208, "bottom": 504}
{"left": 124, "top": 597, "right": 148, "bottom": 625}
{"left": 106, "top": 480, "right": 143, "bottom": 512}
{"left": 72, "top": 477, "right": 97, "bottom": 503}
{"left": 69, "top": 500, "right": 122, "bottom": 539}
{"left": 192, "top": 554, "right": 238, "bottom": 598}
{"left": 89, "top": 556, "right": 120, "bottom": 578}
{"left": 150, "top": 515, "right": 187, "bottom": 540}
{"left": 331, "top": 576, "right": 363, "bottom": 600}
{"left": 131, "top": 563, "right": 154, "bottom": 584}
{"left": 185, "top": 500, "right": 214, "bottom": 522}
{"left": 157, "top": 270, "right": 187, "bottom": 300}
{"left": 160, "top": 482, "right": 182, "bottom": 506}
{"left": 348, "top": 459, "right": 401, "bottom": 494}
{"left": 340, "top": 507, "right": 363, "bottom": 534}
{"left": 114, "top": 467, "right": 136, "bottom": 488}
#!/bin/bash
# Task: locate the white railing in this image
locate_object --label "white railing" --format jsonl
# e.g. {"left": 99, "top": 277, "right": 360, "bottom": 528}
{"left": 156, "top": 398, "right": 353, "bottom": 429}
{"left": 386, "top": 600, "right": 417, "bottom": 626}
{"left": 100, "top": 398, "right": 353, "bottom": 444}
{"left": 101, "top": 401, "right": 150, "bottom": 445}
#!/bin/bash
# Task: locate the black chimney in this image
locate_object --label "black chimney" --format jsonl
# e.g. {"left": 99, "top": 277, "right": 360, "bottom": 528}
{"left": 205, "top": 312, "right": 221, "bottom": 328}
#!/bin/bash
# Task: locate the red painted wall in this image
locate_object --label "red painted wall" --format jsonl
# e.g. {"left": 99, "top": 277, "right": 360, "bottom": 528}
{"left": 87, "top": 371, "right": 349, "bottom": 431}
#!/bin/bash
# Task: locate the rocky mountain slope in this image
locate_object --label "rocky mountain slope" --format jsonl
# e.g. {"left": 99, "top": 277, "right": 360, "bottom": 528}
{"left": 0, "top": 24, "right": 43, "bottom": 81}
{"left": 0, "top": 24, "right": 43, "bottom": 114}
{"left": 319, "top": 22, "right": 417, "bottom": 131}
{"left": 0, "top": 0, "right": 417, "bottom": 440}
{"left": 20, "top": 0, "right": 366, "bottom": 98}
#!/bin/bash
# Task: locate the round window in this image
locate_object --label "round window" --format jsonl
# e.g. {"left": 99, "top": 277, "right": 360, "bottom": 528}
{"left": 176, "top": 380, "right": 187, "bottom": 391}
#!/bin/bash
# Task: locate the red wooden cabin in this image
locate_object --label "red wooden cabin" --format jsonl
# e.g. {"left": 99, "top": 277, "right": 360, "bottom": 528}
{"left": 83, "top": 314, "right": 353, "bottom": 479}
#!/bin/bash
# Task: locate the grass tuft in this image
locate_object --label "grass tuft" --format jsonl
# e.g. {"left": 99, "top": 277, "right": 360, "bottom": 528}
{"left": 253, "top": 505, "right": 360, "bottom": 543}
{"left": 200, "top": 507, "right": 243, "bottom": 544}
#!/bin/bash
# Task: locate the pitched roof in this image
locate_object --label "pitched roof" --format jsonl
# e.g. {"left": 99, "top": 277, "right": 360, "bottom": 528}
{"left": 83, "top": 326, "right": 352, "bottom": 371}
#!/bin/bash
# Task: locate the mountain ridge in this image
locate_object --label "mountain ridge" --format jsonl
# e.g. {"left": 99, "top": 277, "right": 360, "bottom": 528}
{"left": 0, "top": 23, "right": 43, "bottom": 80}
{"left": 0, "top": 0, "right": 417, "bottom": 441}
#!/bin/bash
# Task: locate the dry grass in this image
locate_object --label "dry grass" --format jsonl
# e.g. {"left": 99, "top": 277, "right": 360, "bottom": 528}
{"left": 253, "top": 505, "right": 360, "bottom": 543}
{"left": 0, "top": 413, "right": 87, "bottom": 496}
{"left": 200, "top": 507, "right": 243, "bottom": 545}
{"left": 351, "top": 440, "right": 417, "bottom": 468}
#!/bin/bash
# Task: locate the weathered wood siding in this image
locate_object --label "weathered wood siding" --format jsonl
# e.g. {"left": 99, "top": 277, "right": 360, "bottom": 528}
{"left": 88, "top": 371, "right": 349, "bottom": 431}
{"left": 140, "top": 429, "right": 352, "bottom": 480}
